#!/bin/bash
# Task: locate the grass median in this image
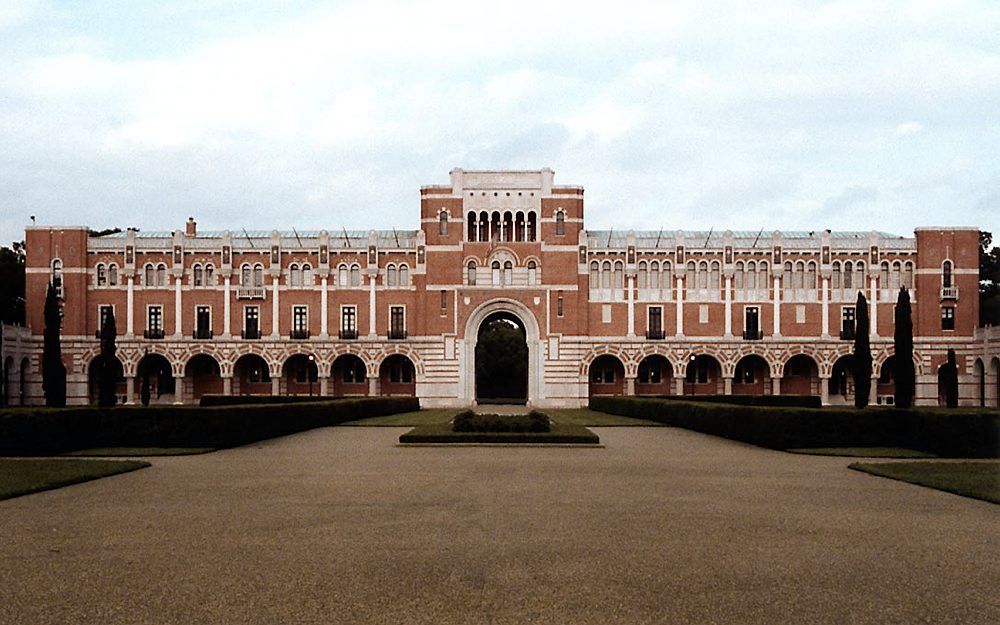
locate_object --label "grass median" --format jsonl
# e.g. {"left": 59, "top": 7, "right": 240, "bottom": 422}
{"left": 0, "top": 458, "right": 150, "bottom": 501}
{"left": 849, "top": 461, "right": 999, "bottom": 504}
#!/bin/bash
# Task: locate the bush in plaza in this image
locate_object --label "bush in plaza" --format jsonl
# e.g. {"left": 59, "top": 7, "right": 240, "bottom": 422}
{"left": 452, "top": 410, "right": 551, "bottom": 433}
{"left": 589, "top": 396, "right": 999, "bottom": 458}
{"left": 0, "top": 397, "right": 419, "bottom": 456}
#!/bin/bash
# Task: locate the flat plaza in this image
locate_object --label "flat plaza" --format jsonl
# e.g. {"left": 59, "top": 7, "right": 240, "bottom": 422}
{"left": 1, "top": 426, "right": 996, "bottom": 625}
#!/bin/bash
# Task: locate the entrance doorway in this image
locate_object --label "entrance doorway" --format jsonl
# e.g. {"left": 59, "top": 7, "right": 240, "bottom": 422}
{"left": 475, "top": 311, "right": 528, "bottom": 404}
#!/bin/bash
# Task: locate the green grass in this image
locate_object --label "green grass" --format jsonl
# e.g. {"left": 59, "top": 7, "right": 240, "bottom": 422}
{"left": 0, "top": 458, "right": 150, "bottom": 500}
{"left": 64, "top": 447, "right": 215, "bottom": 457}
{"left": 545, "top": 408, "right": 664, "bottom": 427}
{"left": 849, "top": 461, "right": 1000, "bottom": 504}
{"left": 339, "top": 409, "right": 457, "bottom": 426}
{"left": 788, "top": 447, "right": 936, "bottom": 458}
{"left": 399, "top": 421, "right": 600, "bottom": 445}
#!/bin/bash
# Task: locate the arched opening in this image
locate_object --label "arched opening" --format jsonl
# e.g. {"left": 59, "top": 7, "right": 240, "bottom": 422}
{"left": 185, "top": 354, "right": 222, "bottom": 402}
{"left": 685, "top": 355, "right": 722, "bottom": 395}
{"left": 937, "top": 364, "right": 949, "bottom": 407}
{"left": 233, "top": 354, "right": 271, "bottom": 396}
{"left": 136, "top": 353, "right": 175, "bottom": 404}
{"left": 733, "top": 355, "right": 770, "bottom": 396}
{"left": 87, "top": 356, "right": 125, "bottom": 405}
{"left": 636, "top": 354, "right": 672, "bottom": 396}
{"left": 877, "top": 356, "right": 897, "bottom": 405}
{"left": 991, "top": 358, "right": 1000, "bottom": 408}
{"left": 332, "top": 354, "right": 367, "bottom": 397}
{"left": 19, "top": 357, "right": 28, "bottom": 405}
{"left": 475, "top": 311, "right": 528, "bottom": 403}
{"left": 379, "top": 354, "right": 415, "bottom": 397}
{"left": 783, "top": 355, "right": 819, "bottom": 396}
{"left": 973, "top": 358, "right": 985, "bottom": 408}
{"left": 2, "top": 356, "right": 13, "bottom": 407}
{"left": 283, "top": 354, "right": 318, "bottom": 396}
{"left": 589, "top": 354, "right": 625, "bottom": 397}
{"left": 828, "top": 355, "right": 855, "bottom": 405}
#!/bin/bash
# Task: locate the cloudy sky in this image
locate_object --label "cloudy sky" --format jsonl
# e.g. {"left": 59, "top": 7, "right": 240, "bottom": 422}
{"left": 1, "top": 0, "right": 998, "bottom": 245}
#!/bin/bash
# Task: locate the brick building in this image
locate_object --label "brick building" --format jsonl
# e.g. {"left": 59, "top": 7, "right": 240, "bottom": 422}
{"left": 7, "top": 168, "right": 1000, "bottom": 408}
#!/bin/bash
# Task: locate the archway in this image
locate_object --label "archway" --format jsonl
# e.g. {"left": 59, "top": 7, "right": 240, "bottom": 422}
{"left": 462, "top": 299, "right": 542, "bottom": 405}
{"left": 636, "top": 354, "right": 672, "bottom": 396}
{"left": 136, "top": 353, "right": 175, "bottom": 403}
{"left": 88, "top": 356, "right": 125, "bottom": 405}
{"left": 991, "top": 357, "right": 1000, "bottom": 408}
{"left": 733, "top": 355, "right": 770, "bottom": 395}
{"left": 829, "top": 355, "right": 855, "bottom": 405}
{"left": 332, "top": 354, "right": 367, "bottom": 397}
{"left": 475, "top": 311, "right": 528, "bottom": 404}
{"left": 19, "top": 357, "right": 27, "bottom": 405}
{"left": 973, "top": 358, "right": 985, "bottom": 408}
{"left": 783, "top": 355, "right": 819, "bottom": 396}
{"left": 283, "top": 354, "right": 318, "bottom": 396}
{"left": 2, "top": 356, "right": 11, "bottom": 407}
{"left": 233, "top": 353, "right": 271, "bottom": 396}
{"left": 185, "top": 354, "right": 222, "bottom": 402}
{"left": 877, "top": 356, "right": 897, "bottom": 405}
{"left": 379, "top": 354, "right": 415, "bottom": 397}
{"left": 588, "top": 354, "right": 625, "bottom": 397}
{"left": 685, "top": 354, "right": 722, "bottom": 395}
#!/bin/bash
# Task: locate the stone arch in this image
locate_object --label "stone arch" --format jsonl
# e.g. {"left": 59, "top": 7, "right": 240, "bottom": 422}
{"left": 282, "top": 353, "right": 320, "bottom": 396}
{"left": 683, "top": 354, "right": 724, "bottom": 395}
{"left": 580, "top": 344, "right": 636, "bottom": 377}
{"left": 782, "top": 354, "right": 820, "bottom": 396}
{"left": 374, "top": 343, "right": 425, "bottom": 379}
{"left": 185, "top": 353, "right": 223, "bottom": 401}
{"left": 733, "top": 354, "right": 771, "bottom": 395}
{"left": 331, "top": 353, "right": 368, "bottom": 397}
{"left": 379, "top": 354, "right": 416, "bottom": 397}
{"left": 135, "top": 352, "right": 176, "bottom": 403}
{"left": 86, "top": 353, "right": 125, "bottom": 405}
{"left": 636, "top": 354, "right": 673, "bottom": 396}
{"left": 462, "top": 298, "right": 543, "bottom": 405}
{"left": 232, "top": 352, "right": 272, "bottom": 396}
{"left": 588, "top": 354, "right": 626, "bottom": 397}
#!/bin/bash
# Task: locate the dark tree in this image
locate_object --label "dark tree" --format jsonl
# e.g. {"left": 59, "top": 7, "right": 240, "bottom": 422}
{"left": 0, "top": 241, "right": 26, "bottom": 325}
{"left": 980, "top": 231, "right": 1000, "bottom": 326}
{"left": 42, "top": 282, "right": 66, "bottom": 407}
{"left": 852, "top": 291, "right": 872, "bottom": 408}
{"left": 892, "top": 287, "right": 916, "bottom": 409}
{"left": 140, "top": 368, "right": 151, "bottom": 407}
{"left": 97, "top": 308, "right": 118, "bottom": 407}
{"left": 944, "top": 349, "right": 959, "bottom": 408}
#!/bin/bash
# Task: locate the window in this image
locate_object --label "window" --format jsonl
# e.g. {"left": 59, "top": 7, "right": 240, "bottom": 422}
{"left": 399, "top": 264, "right": 409, "bottom": 286}
{"left": 156, "top": 264, "right": 167, "bottom": 287}
{"left": 590, "top": 262, "right": 599, "bottom": 289}
{"left": 527, "top": 260, "right": 537, "bottom": 286}
{"left": 195, "top": 306, "right": 211, "bottom": 338}
{"left": 341, "top": 306, "right": 356, "bottom": 333}
{"left": 253, "top": 265, "right": 263, "bottom": 288}
{"left": 556, "top": 210, "right": 565, "bottom": 236}
{"left": 145, "top": 264, "right": 155, "bottom": 286}
{"left": 339, "top": 265, "right": 348, "bottom": 287}
{"left": 242, "top": 264, "right": 252, "bottom": 286}
{"left": 841, "top": 306, "right": 856, "bottom": 338}
{"left": 292, "top": 306, "right": 308, "bottom": 333}
{"left": 193, "top": 264, "right": 204, "bottom": 286}
{"left": 614, "top": 262, "right": 624, "bottom": 291}
{"left": 440, "top": 290, "right": 447, "bottom": 312}
{"left": 204, "top": 264, "right": 213, "bottom": 285}
{"left": 386, "top": 264, "right": 398, "bottom": 287}
{"left": 467, "top": 260, "right": 477, "bottom": 286}
{"left": 590, "top": 363, "right": 616, "bottom": 384}
{"left": 492, "top": 261, "right": 501, "bottom": 286}
{"left": 439, "top": 210, "right": 448, "bottom": 236}
{"left": 557, "top": 292, "right": 564, "bottom": 317}
{"left": 467, "top": 211, "right": 477, "bottom": 241}
{"left": 96, "top": 263, "right": 107, "bottom": 287}
{"left": 648, "top": 306, "right": 663, "bottom": 337}
{"left": 289, "top": 264, "right": 301, "bottom": 287}
{"left": 527, "top": 211, "right": 537, "bottom": 241}
{"left": 638, "top": 262, "right": 648, "bottom": 289}
{"left": 388, "top": 360, "right": 413, "bottom": 384}
{"left": 108, "top": 264, "right": 118, "bottom": 286}
{"left": 941, "top": 306, "right": 955, "bottom": 330}
{"left": 744, "top": 307, "right": 760, "bottom": 338}
{"left": 503, "top": 261, "right": 512, "bottom": 286}
{"left": 244, "top": 306, "right": 259, "bottom": 338}
{"left": 98, "top": 305, "right": 114, "bottom": 333}
{"left": 389, "top": 306, "right": 406, "bottom": 339}
{"left": 638, "top": 360, "right": 662, "bottom": 384}
{"left": 147, "top": 306, "right": 163, "bottom": 336}
{"left": 942, "top": 260, "right": 953, "bottom": 288}
{"left": 50, "top": 259, "right": 63, "bottom": 297}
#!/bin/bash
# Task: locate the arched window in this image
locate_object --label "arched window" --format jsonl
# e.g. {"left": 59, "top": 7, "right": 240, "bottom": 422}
{"left": 467, "top": 211, "right": 477, "bottom": 241}
{"left": 942, "top": 260, "right": 953, "bottom": 288}
{"left": 492, "top": 261, "right": 501, "bottom": 286}
{"left": 289, "top": 264, "right": 300, "bottom": 287}
{"left": 515, "top": 212, "right": 525, "bottom": 242}
{"left": 556, "top": 210, "right": 565, "bottom": 236}
{"left": 880, "top": 262, "right": 890, "bottom": 288}
{"left": 650, "top": 261, "right": 660, "bottom": 291}
{"left": 204, "top": 264, "right": 213, "bottom": 285}
{"left": 253, "top": 264, "right": 264, "bottom": 287}
{"left": 241, "top": 264, "right": 252, "bottom": 286}
{"left": 806, "top": 261, "right": 816, "bottom": 290}
{"left": 108, "top": 264, "right": 118, "bottom": 286}
{"left": 490, "top": 212, "right": 501, "bottom": 242}
{"left": 156, "top": 263, "right": 167, "bottom": 286}
{"left": 710, "top": 261, "right": 721, "bottom": 290}
{"left": 527, "top": 212, "right": 537, "bottom": 241}
{"left": 794, "top": 261, "right": 804, "bottom": 290}
{"left": 386, "top": 264, "right": 398, "bottom": 287}
{"left": 662, "top": 261, "right": 672, "bottom": 291}
{"left": 903, "top": 262, "right": 914, "bottom": 289}
{"left": 467, "top": 260, "right": 477, "bottom": 286}
{"left": 735, "top": 261, "right": 744, "bottom": 290}
{"left": 844, "top": 261, "right": 853, "bottom": 290}
{"left": 747, "top": 261, "right": 757, "bottom": 291}
{"left": 637, "top": 261, "right": 648, "bottom": 289}
{"left": 527, "top": 260, "right": 537, "bottom": 285}
{"left": 602, "top": 261, "right": 612, "bottom": 289}
{"left": 439, "top": 210, "right": 448, "bottom": 236}
{"left": 614, "top": 261, "right": 624, "bottom": 290}
{"left": 399, "top": 264, "right": 409, "bottom": 286}
{"left": 193, "top": 264, "right": 204, "bottom": 287}
{"left": 338, "top": 265, "right": 348, "bottom": 287}
{"left": 856, "top": 261, "right": 866, "bottom": 288}
{"left": 890, "top": 261, "right": 901, "bottom": 290}
{"left": 302, "top": 263, "right": 311, "bottom": 285}
{"left": 832, "top": 261, "right": 841, "bottom": 290}
{"left": 96, "top": 263, "right": 107, "bottom": 287}
{"left": 478, "top": 211, "right": 488, "bottom": 241}
{"left": 145, "top": 263, "right": 155, "bottom": 286}
{"left": 502, "top": 212, "right": 514, "bottom": 242}
{"left": 350, "top": 264, "right": 361, "bottom": 286}
{"left": 503, "top": 261, "right": 512, "bottom": 286}
{"left": 697, "top": 261, "right": 708, "bottom": 290}
{"left": 590, "top": 261, "right": 599, "bottom": 289}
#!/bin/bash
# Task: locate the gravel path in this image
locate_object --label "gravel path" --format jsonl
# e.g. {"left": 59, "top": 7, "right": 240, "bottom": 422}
{"left": 0, "top": 427, "right": 996, "bottom": 625}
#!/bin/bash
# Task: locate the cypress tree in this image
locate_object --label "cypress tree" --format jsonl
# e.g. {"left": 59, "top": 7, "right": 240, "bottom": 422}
{"left": 893, "top": 287, "right": 915, "bottom": 408}
{"left": 97, "top": 308, "right": 118, "bottom": 407}
{"left": 852, "top": 291, "right": 872, "bottom": 408}
{"left": 42, "top": 282, "right": 67, "bottom": 407}
{"left": 944, "top": 349, "right": 959, "bottom": 408}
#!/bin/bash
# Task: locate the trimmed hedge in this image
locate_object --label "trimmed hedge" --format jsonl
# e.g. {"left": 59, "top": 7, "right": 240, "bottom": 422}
{"left": 400, "top": 421, "right": 599, "bottom": 445}
{"left": 452, "top": 410, "right": 550, "bottom": 433}
{"left": 590, "top": 397, "right": 999, "bottom": 458}
{"left": 200, "top": 395, "right": 337, "bottom": 407}
{"left": 0, "top": 397, "right": 419, "bottom": 456}
{"left": 647, "top": 394, "right": 822, "bottom": 408}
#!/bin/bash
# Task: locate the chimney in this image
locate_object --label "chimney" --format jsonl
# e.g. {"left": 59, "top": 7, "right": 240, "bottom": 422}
{"left": 186, "top": 217, "right": 197, "bottom": 237}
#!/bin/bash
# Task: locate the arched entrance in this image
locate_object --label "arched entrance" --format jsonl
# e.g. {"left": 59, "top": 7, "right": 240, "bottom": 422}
{"left": 379, "top": 354, "right": 416, "bottom": 397}
{"left": 733, "top": 355, "right": 770, "bottom": 395}
{"left": 829, "top": 355, "right": 855, "bottom": 405}
{"left": 88, "top": 356, "right": 125, "bottom": 405}
{"left": 783, "top": 355, "right": 819, "bottom": 396}
{"left": 462, "top": 299, "right": 542, "bottom": 406}
{"left": 636, "top": 354, "right": 672, "bottom": 396}
{"left": 878, "top": 356, "right": 898, "bottom": 405}
{"left": 588, "top": 354, "right": 626, "bottom": 397}
{"left": 136, "top": 353, "right": 175, "bottom": 404}
{"left": 973, "top": 358, "right": 985, "bottom": 408}
{"left": 185, "top": 354, "right": 222, "bottom": 402}
{"left": 685, "top": 354, "right": 722, "bottom": 395}
{"left": 283, "top": 354, "right": 318, "bottom": 396}
{"left": 233, "top": 353, "right": 271, "bottom": 396}
{"left": 331, "top": 354, "right": 367, "bottom": 397}
{"left": 475, "top": 311, "right": 528, "bottom": 404}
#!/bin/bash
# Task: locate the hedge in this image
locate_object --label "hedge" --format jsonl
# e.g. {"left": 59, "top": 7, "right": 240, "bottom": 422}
{"left": 646, "top": 394, "right": 822, "bottom": 408}
{"left": 200, "top": 395, "right": 338, "bottom": 407}
{"left": 590, "top": 396, "right": 999, "bottom": 458}
{"left": 452, "top": 410, "right": 550, "bottom": 433}
{"left": 0, "top": 397, "right": 419, "bottom": 456}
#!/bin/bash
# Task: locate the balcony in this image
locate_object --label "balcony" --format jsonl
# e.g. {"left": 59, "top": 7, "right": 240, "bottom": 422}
{"left": 236, "top": 286, "right": 266, "bottom": 300}
{"left": 388, "top": 328, "right": 408, "bottom": 340}
{"left": 339, "top": 328, "right": 358, "bottom": 340}
{"left": 242, "top": 328, "right": 261, "bottom": 340}
{"left": 645, "top": 329, "right": 665, "bottom": 340}
{"left": 742, "top": 329, "right": 763, "bottom": 340}
{"left": 940, "top": 286, "right": 958, "bottom": 300}
{"left": 143, "top": 328, "right": 165, "bottom": 340}
{"left": 290, "top": 329, "right": 311, "bottom": 340}
{"left": 193, "top": 328, "right": 214, "bottom": 339}
{"left": 839, "top": 328, "right": 856, "bottom": 341}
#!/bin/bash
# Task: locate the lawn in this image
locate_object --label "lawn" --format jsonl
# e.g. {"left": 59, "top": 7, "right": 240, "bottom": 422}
{"left": 339, "top": 409, "right": 457, "bottom": 426}
{"left": 399, "top": 421, "right": 601, "bottom": 445}
{"left": 342, "top": 408, "right": 662, "bottom": 427}
{"left": 788, "top": 447, "right": 936, "bottom": 458}
{"left": 849, "top": 461, "right": 1000, "bottom": 504}
{"left": 0, "top": 458, "right": 150, "bottom": 501}
{"left": 64, "top": 447, "right": 215, "bottom": 457}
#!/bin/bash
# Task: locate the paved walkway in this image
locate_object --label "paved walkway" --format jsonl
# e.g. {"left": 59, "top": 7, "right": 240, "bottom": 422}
{"left": 0, "top": 427, "right": 996, "bottom": 625}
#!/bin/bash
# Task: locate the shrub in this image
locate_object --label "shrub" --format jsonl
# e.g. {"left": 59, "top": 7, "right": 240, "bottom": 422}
{"left": 644, "top": 395, "right": 822, "bottom": 408}
{"left": 590, "top": 396, "right": 999, "bottom": 458}
{"left": 452, "top": 411, "right": 551, "bottom": 433}
{"left": 200, "top": 395, "right": 338, "bottom": 407}
{"left": 0, "top": 397, "right": 419, "bottom": 456}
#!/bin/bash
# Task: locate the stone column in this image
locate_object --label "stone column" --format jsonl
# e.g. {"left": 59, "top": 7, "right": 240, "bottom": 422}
{"left": 772, "top": 377, "right": 781, "bottom": 395}
{"left": 271, "top": 275, "right": 280, "bottom": 337}
{"left": 723, "top": 377, "right": 733, "bottom": 395}
{"left": 625, "top": 377, "right": 635, "bottom": 396}
{"left": 675, "top": 377, "right": 684, "bottom": 396}
{"left": 368, "top": 377, "right": 380, "bottom": 397}
{"left": 724, "top": 276, "right": 732, "bottom": 337}
{"left": 675, "top": 276, "right": 684, "bottom": 337}
{"left": 821, "top": 276, "right": 829, "bottom": 337}
{"left": 870, "top": 276, "right": 878, "bottom": 337}
{"left": 174, "top": 376, "right": 185, "bottom": 404}
{"left": 271, "top": 377, "right": 280, "bottom": 396}
{"left": 819, "top": 375, "right": 830, "bottom": 406}
{"left": 869, "top": 375, "right": 878, "bottom": 406}
{"left": 320, "top": 277, "right": 328, "bottom": 337}
{"left": 223, "top": 276, "right": 231, "bottom": 337}
{"left": 772, "top": 276, "right": 781, "bottom": 337}
{"left": 222, "top": 376, "right": 232, "bottom": 396}
{"left": 126, "top": 276, "right": 134, "bottom": 336}
{"left": 126, "top": 376, "right": 135, "bottom": 404}
{"left": 626, "top": 276, "right": 635, "bottom": 337}
{"left": 319, "top": 377, "right": 329, "bottom": 396}
{"left": 368, "top": 275, "right": 377, "bottom": 338}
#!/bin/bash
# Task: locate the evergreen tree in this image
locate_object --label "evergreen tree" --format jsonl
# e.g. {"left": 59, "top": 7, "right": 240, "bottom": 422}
{"left": 852, "top": 291, "right": 872, "bottom": 408}
{"left": 140, "top": 368, "right": 151, "bottom": 407}
{"left": 98, "top": 308, "right": 118, "bottom": 407}
{"left": 42, "top": 282, "right": 66, "bottom": 407}
{"left": 893, "top": 287, "right": 915, "bottom": 408}
{"left": 944, "top": 349, "right": 959, "bottom": 408}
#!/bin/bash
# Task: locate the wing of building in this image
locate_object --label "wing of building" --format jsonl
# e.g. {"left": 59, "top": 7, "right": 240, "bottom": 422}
{"left": 5, "top": 168, "right": 999, "bottom": 408}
